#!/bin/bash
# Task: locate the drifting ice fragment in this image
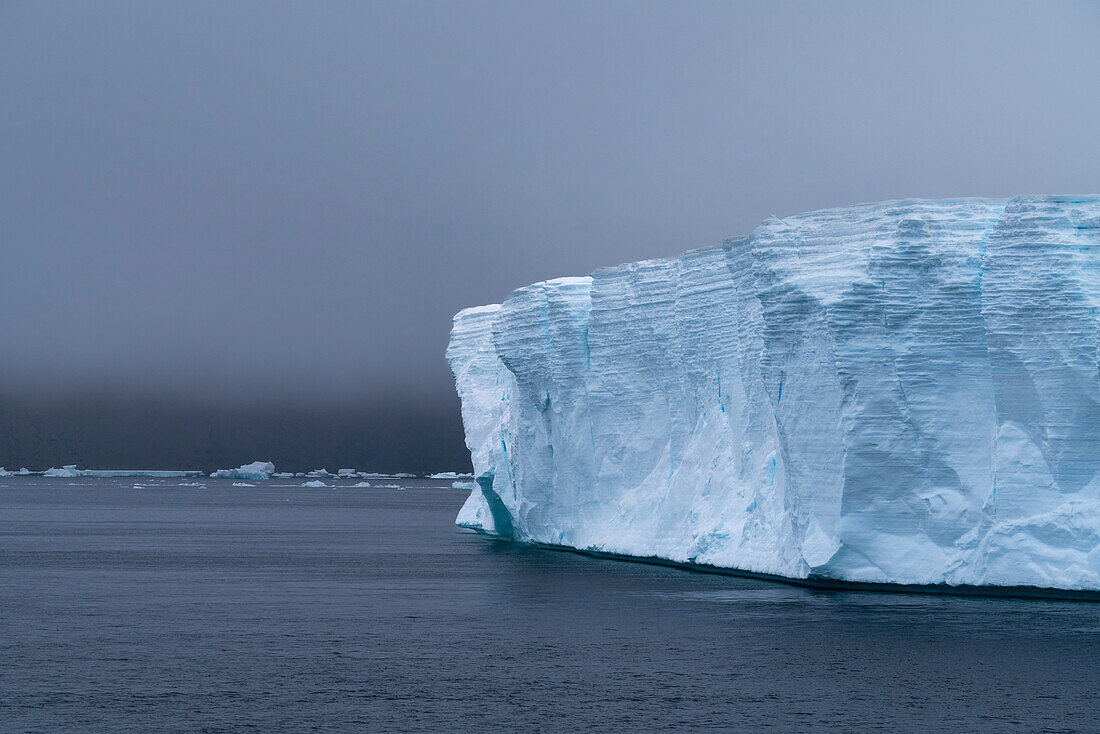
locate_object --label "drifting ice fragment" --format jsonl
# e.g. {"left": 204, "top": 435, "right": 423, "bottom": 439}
{"left": 211, "top": 461, "right": 275, "bottom": 480}
{"left": 43, "top": 465, "right": 81, "bottom": 478}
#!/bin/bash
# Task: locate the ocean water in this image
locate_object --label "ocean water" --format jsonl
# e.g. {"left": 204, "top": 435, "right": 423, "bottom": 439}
{"left": 2, "top": 479, "right": 1099, "bottom": 733}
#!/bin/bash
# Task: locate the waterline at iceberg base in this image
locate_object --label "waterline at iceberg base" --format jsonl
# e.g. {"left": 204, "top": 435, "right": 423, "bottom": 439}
{"left": 447, "top": 197, "right": 1100, "bottom": 595}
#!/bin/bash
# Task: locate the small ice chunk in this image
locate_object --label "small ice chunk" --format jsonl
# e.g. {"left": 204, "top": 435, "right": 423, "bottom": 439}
{"left": 431, "top": 471, "right": 474, "bottom": 480}
{"left": 0, "top": 468, "right": 11, "bottom": 477}
{"left": 232, "top": 482, "right": 256, "bottom": 487}
{"left": 211, "top": 461, "right": 275, "bottom": 480}
{"left": 44, "top": 465, "right": 81, "bottom": 478}
{"left": 352, "top": 481, "right": 372, "bottom": 487}
{"left": 301, "top": 480, "right": 327, "bottom": 488}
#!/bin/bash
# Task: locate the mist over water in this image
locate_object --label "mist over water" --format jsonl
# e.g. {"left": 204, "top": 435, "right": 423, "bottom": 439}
{"left": 2, "top": 1, "right": 1097, "bottom": 466}
{"left": 0, "top": 387, "right": 470, "bottom": 474}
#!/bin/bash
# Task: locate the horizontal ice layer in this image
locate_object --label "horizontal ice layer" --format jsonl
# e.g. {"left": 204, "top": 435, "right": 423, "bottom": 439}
{"left": 37, "top": 467, "right": 204, "bottom": 478}
{"left": 448, "top": 196, "right": 1100, "bottom": 591}
{"left": 81, "top": 469, "right": 204, "bottom": 478}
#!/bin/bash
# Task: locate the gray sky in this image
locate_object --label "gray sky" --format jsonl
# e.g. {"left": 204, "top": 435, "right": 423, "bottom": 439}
{"left": 2, "top": 0, "right": 1098, "bottom": 409}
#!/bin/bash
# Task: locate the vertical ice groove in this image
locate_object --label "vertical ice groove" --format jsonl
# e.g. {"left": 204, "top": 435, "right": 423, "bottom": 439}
{"left": 448, "top": 197, "right": 1100, "bottom": 591}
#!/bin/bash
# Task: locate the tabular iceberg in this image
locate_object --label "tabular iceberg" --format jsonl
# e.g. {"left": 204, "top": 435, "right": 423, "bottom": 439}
{"left": 38, "top": 466, "right": 205, "bottom": 478}
{"left": 447, "top": 197, "right": 1100, "bottom": 593}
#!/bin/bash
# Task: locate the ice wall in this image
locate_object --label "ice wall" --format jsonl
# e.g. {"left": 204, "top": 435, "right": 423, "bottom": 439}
{"left": 447, "top": 197, "right": 1100, "bottom": 591}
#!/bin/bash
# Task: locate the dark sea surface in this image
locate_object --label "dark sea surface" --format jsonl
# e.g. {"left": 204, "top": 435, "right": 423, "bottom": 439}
{"left": 2, "top": 478, "right": 1099, "bottom": 733}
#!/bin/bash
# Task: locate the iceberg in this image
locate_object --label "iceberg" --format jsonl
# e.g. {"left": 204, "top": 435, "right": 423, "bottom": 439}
{"left": 210, "top": 461, "right": 276, "bottom": 480}
{"left": 38, "top": 466, "right": 204, "bottom": 478}
{"left": 80, "top": 469, "right": 203, "bottom": 478}
{"left": 431, "top": 471, "right": 475, "bottom": 480}
{"left": 0, "top": 468, "right": 11, "bottom": 477}
{"left": 43, "top": 465, "right": 81, "bottom": 478}
{"left": 448, "top": 196, "right": 1100, "bottom": 593}
{"left": 300, "top": 480, "right": 328, "bottom": 487}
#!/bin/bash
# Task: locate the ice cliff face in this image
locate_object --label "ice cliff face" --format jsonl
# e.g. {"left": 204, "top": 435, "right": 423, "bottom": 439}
{"left": 447, "top": 197, "right": 1100, "bottom": 591}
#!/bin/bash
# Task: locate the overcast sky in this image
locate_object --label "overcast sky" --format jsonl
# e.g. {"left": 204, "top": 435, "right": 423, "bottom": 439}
{"left": 2, "top": 0, "right": 1098, "bottom": 411}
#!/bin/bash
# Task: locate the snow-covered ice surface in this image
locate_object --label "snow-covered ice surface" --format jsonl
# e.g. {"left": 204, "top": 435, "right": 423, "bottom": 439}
{"left": 447, "top": 196, "right": 1100, "bottom": 593}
